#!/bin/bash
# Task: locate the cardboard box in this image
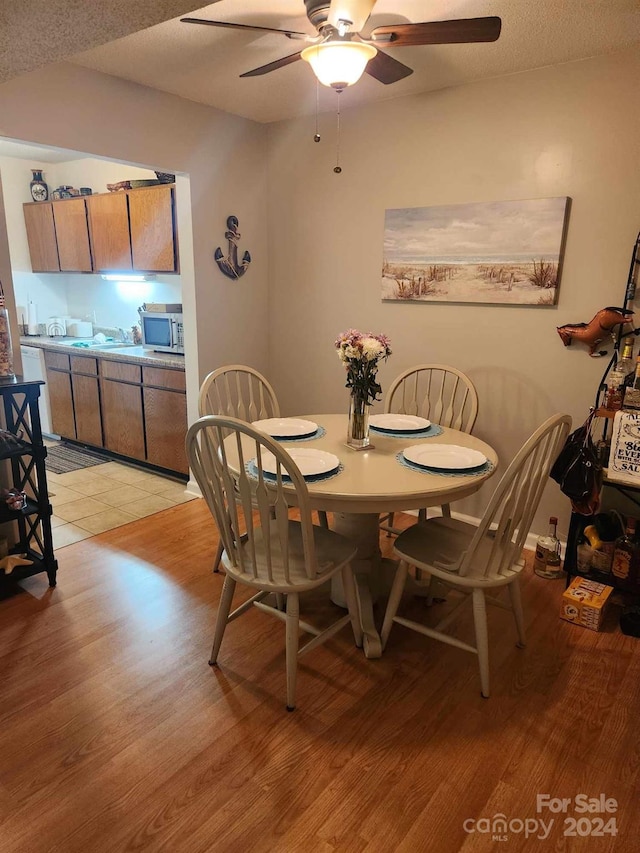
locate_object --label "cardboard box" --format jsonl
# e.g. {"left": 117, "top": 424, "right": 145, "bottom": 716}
{"left": 561, "top": 577, "right": 614, "bottom": 631}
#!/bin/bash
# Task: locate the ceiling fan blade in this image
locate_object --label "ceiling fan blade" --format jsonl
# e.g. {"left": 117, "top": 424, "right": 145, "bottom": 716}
{"left": 365, "top": 49, "right": 413, "bottom": 85}
{"left": 180, "top": 17, "right": 308, "bottom": 39}
{"left": 370, "top": 16, "right": 502, "bottom": 47}
{"left": 327, "top": 0, "right": 377, "bottom": 33}
{"left": 240, "top": 52, "right": 302, "bottom": 78}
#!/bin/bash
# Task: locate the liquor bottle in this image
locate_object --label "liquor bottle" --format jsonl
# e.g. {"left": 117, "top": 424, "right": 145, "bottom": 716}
{"left": 533, "top": 516, "right": 563, "bottom": 579}
{"left": 611, "top": 518, "right": 640, "bottom": 591}
{"left": 623, "top": 354, "right": 640, "bottom": 410}
{"left": 617, "top": 336, "right": 635, "bottom": 380}
{"left": 606, "top": 337, "right": 635, "bottom": 409}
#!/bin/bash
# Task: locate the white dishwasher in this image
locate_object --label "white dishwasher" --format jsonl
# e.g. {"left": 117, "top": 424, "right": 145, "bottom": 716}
{"left": 20, "top": 345, "right": 56, "bottom": 436}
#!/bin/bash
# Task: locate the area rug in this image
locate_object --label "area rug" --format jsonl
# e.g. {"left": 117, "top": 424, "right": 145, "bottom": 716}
{"left": 45, "top": 444, "right": 109, "bottom": 475}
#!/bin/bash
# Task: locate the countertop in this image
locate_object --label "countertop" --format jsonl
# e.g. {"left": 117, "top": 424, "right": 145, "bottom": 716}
{"left": 20, "top": 336, "right": 186, "bottom": 370}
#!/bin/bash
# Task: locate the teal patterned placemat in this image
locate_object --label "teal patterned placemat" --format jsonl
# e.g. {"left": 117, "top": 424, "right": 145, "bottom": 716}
{"left": 396, "top": 451, "right": 495, "bottom": 478}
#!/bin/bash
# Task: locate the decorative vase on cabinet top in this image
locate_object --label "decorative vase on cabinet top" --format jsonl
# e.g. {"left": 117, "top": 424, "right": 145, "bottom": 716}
{"left": 30, "top": 169, "right": 49, "bottom": 203}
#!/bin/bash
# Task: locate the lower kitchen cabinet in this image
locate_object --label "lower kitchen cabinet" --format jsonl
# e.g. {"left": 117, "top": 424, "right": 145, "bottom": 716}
{"left": 43, "top": 349, "right": 187, "bottom": 475}
{"left": 70, "top": 356, "right": 102, "bottom": 446}
{"left": 142, "top": 365, "right": 188, "bottom": 474}
{"left": 44, "top": 352, "right": 76, "bottom": 439}
{"left": 101, "top": 361, "right": 146, "bottom": 462}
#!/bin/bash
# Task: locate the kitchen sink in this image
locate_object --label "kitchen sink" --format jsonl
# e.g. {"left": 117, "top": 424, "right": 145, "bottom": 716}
{"left": 85, "top": 342, "right": 136, "bottom": 349}
{"left": 52, "top": 339, "right": 136, "bottom": 349}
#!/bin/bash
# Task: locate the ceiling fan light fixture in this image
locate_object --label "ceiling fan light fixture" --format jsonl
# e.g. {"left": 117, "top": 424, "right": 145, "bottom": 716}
{"left": 301, "top": 41, "right": 377, "bottom": 89}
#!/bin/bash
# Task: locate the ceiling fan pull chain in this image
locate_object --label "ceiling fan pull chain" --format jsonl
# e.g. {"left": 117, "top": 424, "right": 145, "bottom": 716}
{"left": 334, "top": 91, "right": 342, "bottom": 174}
{"left": 314, "top": 79, "right": 321, "bottom": 142}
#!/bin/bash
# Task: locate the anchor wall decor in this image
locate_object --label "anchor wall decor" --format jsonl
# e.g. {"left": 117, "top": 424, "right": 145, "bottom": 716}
{"left": 214, "top": 215, "right": 251, "bottom": 280}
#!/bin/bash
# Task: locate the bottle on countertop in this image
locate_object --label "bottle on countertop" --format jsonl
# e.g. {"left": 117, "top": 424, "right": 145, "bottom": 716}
{"left": 611, "top": 518, "right": 640, "bottom": 591}
{"left": 534, "top": 516, "right": 563, "bottom": 579}
{"left": 606, "top": 337, "right": 635, "bottom": 410}
{"left": 622, "top": 354, "right": 640, "bottom": 411}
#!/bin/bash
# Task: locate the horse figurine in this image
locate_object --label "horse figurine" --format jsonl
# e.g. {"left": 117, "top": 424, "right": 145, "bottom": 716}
{"left": 557, "top": 307, "right": 635, "bottom": 356}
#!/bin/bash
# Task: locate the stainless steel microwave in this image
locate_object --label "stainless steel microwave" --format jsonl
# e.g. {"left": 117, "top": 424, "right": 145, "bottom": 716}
{"left": 140, "top": 311, "right": 184, "bottom": 354}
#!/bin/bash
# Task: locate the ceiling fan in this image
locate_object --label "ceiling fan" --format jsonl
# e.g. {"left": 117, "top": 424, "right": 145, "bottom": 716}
{"left": 181, "top": 1, "right": 502, "bottom": 90}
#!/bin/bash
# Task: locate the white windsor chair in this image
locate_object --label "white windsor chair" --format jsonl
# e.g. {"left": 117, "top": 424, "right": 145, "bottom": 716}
{"left": 380, "top": 412, "right": 571, "bottom": 698}
{"left": 186, "top": 415, "right": 362, "bottom": 711}
{"left": 380, "top": 364, "right": 479, "bottom": 536}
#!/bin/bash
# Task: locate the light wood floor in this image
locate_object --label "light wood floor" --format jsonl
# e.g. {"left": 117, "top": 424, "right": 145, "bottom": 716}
{"left": 1, "top": 501, "right": 638, "bottom": 853}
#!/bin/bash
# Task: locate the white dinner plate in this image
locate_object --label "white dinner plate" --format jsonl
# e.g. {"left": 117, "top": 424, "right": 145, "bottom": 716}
{"left": 403, "top": 443, "right": 487, "bottom": 471}
{"left": 252, "top": 417, "right": 318, "bottom": 438}
{"left": 369, "top": 413, "right": 431, "bottom": 432}
{"left": 259, "top": 447, "right": 340, "bottom": 478}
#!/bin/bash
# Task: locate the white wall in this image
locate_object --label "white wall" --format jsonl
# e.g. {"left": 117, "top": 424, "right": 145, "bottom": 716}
{"left": 0, "top": 62, "right": 270, "bottom": 427}
{"left": 266, "top": 49, "right": 640, "bottom": 538}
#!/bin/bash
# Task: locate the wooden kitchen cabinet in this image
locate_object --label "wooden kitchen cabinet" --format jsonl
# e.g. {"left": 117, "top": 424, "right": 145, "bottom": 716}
{"left": 43, "top": 351, "right": 75, "bottom": 439}
{"left": 52, "top": 198, "right": 93, "bottom": 272}
{"left": 100, "top": 361, "right": 145, "bottom": 461}
{"left": 86, "top": 191, "right": 132, "bottom": 271}
{"left": 143, "top": 366, "right": 188, "bottom": 474}
{"left": 70, "top": 356, "right": 102, "bottom": 446}
{"left": 42, "top": 346, "right": 186, "bottom": 475}
{"left": 24, "top": 185, "right": 178, "bottom": 274}
{"left": 129, "top": 185, "right": 177, "bottom": 272}
{"left": 23, "top": 202, "right": 60, "bottom": 272}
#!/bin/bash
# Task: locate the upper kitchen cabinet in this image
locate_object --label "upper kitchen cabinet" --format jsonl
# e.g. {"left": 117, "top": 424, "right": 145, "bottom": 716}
{"left": 86, "top": 191, "right": 132, "bottom": 271}
{"left": 23, "top": 202, "right": 60, "bottom": 272}
{"left": 23, "top": 184, "right": 178, "bottom": 274}
{"left": 87, "top": 185, "right": 178, "bottom": 273}
{"left": 129, "top": 185, "right": 177, "bottom": 272}
{"left": 52, "top": 198, "right": 93, "bottom": 272}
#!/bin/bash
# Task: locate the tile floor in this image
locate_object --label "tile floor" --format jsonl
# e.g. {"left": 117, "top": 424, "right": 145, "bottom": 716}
{"left": 46, "top": 452, "right": 197, "bottom": 548}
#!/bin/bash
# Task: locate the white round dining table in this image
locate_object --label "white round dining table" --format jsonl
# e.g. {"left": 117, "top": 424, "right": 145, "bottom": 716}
{"left": 230, "top": 414, "right": 498, "bottom": 658}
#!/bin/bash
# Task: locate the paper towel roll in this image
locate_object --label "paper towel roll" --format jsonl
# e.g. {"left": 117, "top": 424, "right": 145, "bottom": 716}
{"left": 27, "top": 301, "right": 38, "bottom": 335}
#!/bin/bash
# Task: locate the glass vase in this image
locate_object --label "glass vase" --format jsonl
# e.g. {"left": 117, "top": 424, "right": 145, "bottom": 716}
{"left": 347, "top": 392, "right": 371, "bottom": 450}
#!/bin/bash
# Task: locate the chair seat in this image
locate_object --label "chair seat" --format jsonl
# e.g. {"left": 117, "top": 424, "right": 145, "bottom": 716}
{"left": 393, "top": 517, "right": 524, "bottom": 589}
{"left": 221, "top": 520, "right": 357, "bottom": 593}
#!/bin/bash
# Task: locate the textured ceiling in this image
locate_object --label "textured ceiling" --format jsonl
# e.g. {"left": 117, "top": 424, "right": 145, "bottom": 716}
{"left": 67, "top": 0, "right": 640, "bottom": 124}
{"left": 0, "top": 0, "right": 199, "bottom": 82}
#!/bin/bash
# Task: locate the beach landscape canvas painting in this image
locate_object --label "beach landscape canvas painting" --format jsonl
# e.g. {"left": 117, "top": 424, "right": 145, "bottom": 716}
{"left": 382, "top": 197, "right": 570, "bottom": 305}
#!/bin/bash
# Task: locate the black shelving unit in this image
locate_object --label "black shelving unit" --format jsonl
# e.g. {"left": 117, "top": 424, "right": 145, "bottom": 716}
{"left": 0, "top": 377, "right": 57, "bottom": 587}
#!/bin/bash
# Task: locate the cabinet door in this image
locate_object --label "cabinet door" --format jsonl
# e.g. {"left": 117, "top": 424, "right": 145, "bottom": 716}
{"left": 143, "top": 387, "right": 188, "bottom": 474}
{"left": 45, "top": 369, "right": 75, "bottom": 439}
{"left": 87, "top": 192, "right": 132, "bottom": 271}
{"left": 23, "top": 203, "right": 60, "bottom": 272}
{"left": 72, "top": 374, "right": 102, "bottom": 447}
{"left": 53, "top": 198, "right": 93, "bottom": 272}
{"left": 129, "top": 186, "right": 177, "bottom": 272}
{"left": 101, "top": 379, "right": 145, "bottom": 460}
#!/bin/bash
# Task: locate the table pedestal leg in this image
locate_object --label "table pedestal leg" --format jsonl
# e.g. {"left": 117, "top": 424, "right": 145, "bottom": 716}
{"left": 330, "top": 512, "right": 383, "bottom": 659}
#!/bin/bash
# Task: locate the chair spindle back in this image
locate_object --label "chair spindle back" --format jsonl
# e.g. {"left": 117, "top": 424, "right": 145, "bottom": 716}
{"left": 199, "top": 365, "right": 280, "bottom": 422}
{"left": 187, "top": 416, "right": 319, "bottom": 584}
{"left": 385, "top": 364, "right": 478, "bottom": 433}
{"left": 454, "top": 413, "right": 571, "bottom": 580}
